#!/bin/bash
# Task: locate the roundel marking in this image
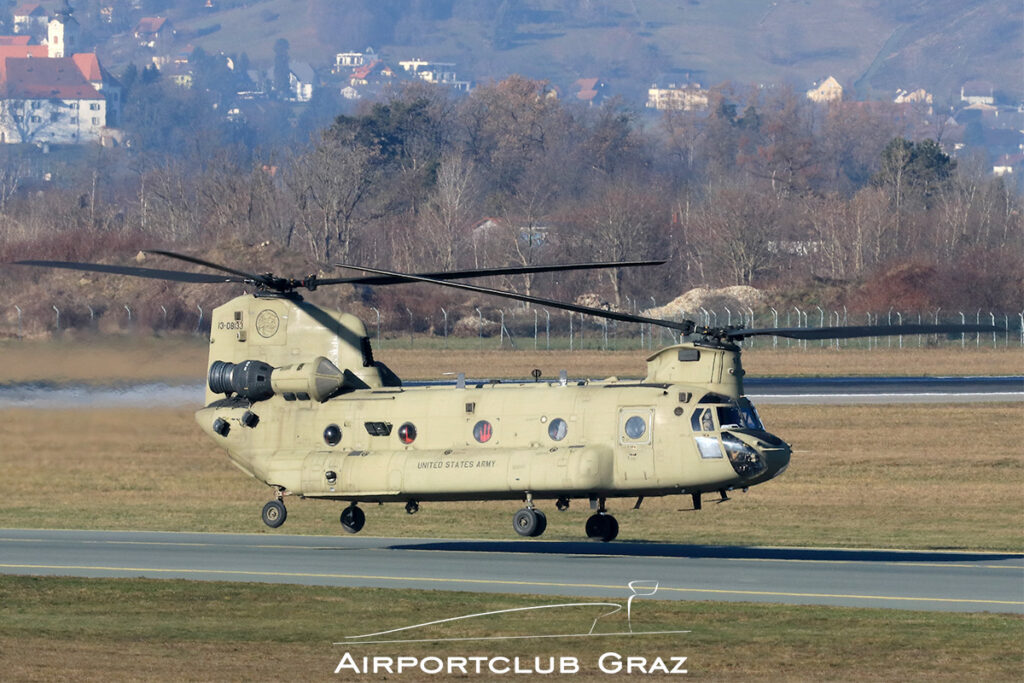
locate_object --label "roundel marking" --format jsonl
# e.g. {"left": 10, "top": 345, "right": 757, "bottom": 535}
{"left": 256, "top": 309, "right": 280, "bottom": 338}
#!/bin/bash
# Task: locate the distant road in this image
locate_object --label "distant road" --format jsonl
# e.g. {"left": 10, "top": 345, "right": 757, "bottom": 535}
{"left": 0, "top": 529, "right": 1021, "bottom": 613}
{"left": 0, "top": 376, "right": 1020, "bottom": 409}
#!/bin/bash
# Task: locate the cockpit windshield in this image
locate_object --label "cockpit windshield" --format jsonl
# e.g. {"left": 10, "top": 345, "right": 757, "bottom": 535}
{"left": 712, "top": 397, "right": 765, "bottom": 431}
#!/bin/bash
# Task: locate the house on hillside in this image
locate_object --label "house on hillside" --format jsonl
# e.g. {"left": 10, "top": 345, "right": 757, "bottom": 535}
{"left": 646, "top": 83, "right": 708, "bottom": 111}
{"left": 334, "top": 48, "right": 375, "bottom": 73}
{"left": 993, "top": 153, "right": 1023, "bottom": 177}
{"left": 960, "top": 80, "right": 994, "bottom": 105}
{"left": 894, "top": 88, "right": 933, "bottom": 115}
{"left": 573, "top": 77, "right": 607, "bottom": 106}
{"left": 398, "top": 58, "right": 469, "bottom": 91}
{"left": 289, "top": 61, "right": 314, "bottom": 102}
{"left": 806, "top": 76, "right": 842, "bottom": 103}
{"left": 134, "top": 17, "right": 175, "bottom": 52}
{"left": 13, "top": 3, "right": 48, "bottom": 36}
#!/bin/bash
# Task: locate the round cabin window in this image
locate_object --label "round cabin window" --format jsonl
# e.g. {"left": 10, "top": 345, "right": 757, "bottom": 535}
{"left": 624, "top": 416, "right": 647, "bottom": 440}
{"left": 548, "top": 418, "right": 568, "bottom": 441}
{"left": 323, "top": 424, "right": 342, "bottom": 446}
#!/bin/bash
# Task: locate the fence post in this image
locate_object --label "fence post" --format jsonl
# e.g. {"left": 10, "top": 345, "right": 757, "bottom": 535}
{"left": 475, "top": 307, "right": 483, "bottom": 349}
{"left": 441, "top": 307, "right": 448, "bottom": 350}
{"left": 405, "top": 307, "right": 413, "bottom": 348}
{"left": 533, "top": 308, "right": 538, "bottom": 350}
{"left": 569, "top": 311, "right": 573, "bottom": 351}
{"left": 371, "top": 307, "right": 381, "bottom": 348}
{"left": 14, "top": 305, "right": 22, "bottom": 339}
{"left": 161, "top": 305, "right": 168, "bottom": 330}
{"left": 724, "top": 306, "right": 731, "bottom": 327}
{"left": 1019, "top": 311, "right": 1023, "bottom": 347}
{"left": 124, "top": 304, "right": 132, "bottom": 327}
{"left": 544, "top": 309, "right": 550, "bottom": 350}
{"left": 990, "top": 312, "right": 997, "bottom": 348}
{"left": 53, "top": 305, "right": 60, "bottom": 331}
{"left": 976, "top": 309, "right": 982, "bottom": 348}
{"left": 498, "top": 310, "right": 505, "bottom": 348}
{"left": 816, "top": 306, "right": 824, "bottom": 347}
{"left": 195, "top": 305, "right": 203, "bottom": 335}
{"left": 769, "top": 307, "right": 778, "bottom": 349}
{"left": 896, "top": 312, "right": 903, "bottom": 349}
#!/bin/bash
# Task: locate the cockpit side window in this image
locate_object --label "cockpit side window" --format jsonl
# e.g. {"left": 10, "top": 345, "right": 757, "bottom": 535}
{"left": 691, "top": 408, "right": 715, "bottom": 433}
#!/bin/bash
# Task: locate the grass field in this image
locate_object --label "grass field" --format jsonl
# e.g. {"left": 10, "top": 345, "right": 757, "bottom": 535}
{"left": 1, "top": 343, "right": 1021, "bottom": 680}
{"left": 1, "top": 403, "right": 1021, "bottom": 550}
{"left": 1, "top": 337, "right": 1021, "bottom": 382}
{"left": 1, "top": 576, "right": 1020, "bottom": 681}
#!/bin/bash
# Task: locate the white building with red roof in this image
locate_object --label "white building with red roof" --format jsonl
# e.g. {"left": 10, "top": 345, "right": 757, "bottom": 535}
{"left": 0, "top": 10, "right": 121, "bottom": 144}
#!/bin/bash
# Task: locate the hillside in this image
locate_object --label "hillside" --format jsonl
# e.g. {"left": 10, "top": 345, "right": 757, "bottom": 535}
{"left": 166, "top": 0, "right": 1023, "bottom": 105}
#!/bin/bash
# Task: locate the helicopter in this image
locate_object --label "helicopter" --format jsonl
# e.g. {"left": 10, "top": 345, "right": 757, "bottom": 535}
{"left": 14, "top": 251, "right": 1001, "bottom": 542}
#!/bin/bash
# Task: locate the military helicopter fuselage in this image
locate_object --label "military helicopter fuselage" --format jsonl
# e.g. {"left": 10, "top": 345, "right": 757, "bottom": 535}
{"left": 17, "top": 251, "right": 995, "bottom": 542}
{"left": 197, "top": 293, "right": 791, "bottom": 540}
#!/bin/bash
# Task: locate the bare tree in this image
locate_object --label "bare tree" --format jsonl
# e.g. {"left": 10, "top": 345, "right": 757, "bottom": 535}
{"left": 286, "top": 131, "right": 379, "bottom": 264}
{"left": 418, "top": 151, "right": 478, "bottom": 271}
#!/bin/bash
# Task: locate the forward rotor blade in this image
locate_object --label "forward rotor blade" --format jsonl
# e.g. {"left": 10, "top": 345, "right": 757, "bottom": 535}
{"left": 315, "top": 260, "right": 667, "bottom": 287}
{"left": 335, "top": 263, "right": 694, "bottom": 333}
{"left": 727, "top": 323, "right": 1003, "bottom": 341}
{"left": 13, "top": 259, "right": 246, "bottom": 284}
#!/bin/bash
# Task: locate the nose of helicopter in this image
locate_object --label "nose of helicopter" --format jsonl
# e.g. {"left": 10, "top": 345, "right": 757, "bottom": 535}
{"left": 722, "top": 431, "right": 791, "bottom": 484}
{"left": 758, "top": 440, "right": 791, "bottom": 481}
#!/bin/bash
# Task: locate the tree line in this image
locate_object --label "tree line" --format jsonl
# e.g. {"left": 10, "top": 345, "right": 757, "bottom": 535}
{"left": 0, "top": 76, "right": 1021, "bottom": 332}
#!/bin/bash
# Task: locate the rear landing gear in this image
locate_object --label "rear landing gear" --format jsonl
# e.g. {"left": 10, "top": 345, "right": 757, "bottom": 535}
{"left": 261, "top": 500, "right": 287, "bottom": 528}
{"left": 512, "top": 508, "right": 547, "bottom": 537}
{"left": 340, "top": 504, "right": 365, "bottom": 534}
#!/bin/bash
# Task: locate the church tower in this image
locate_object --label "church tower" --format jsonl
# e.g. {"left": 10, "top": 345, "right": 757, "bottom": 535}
{"left": 48, "top": 1, "right": 80, "bottom": 59}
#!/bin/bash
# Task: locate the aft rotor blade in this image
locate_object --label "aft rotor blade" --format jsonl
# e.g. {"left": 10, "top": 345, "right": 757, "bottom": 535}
{"left": 13, "top": 259, "right": 246, "bottom": 284}
{"left": 143, "top": 249, "right": 266, "bottom": 282}
{"left": 335, "top": 263, "right": 694, "bottom": 333}
{"left": 314, "top": 260, "right": 667, "bottom": 287}
{"left": 727, "top": 323, "right": 1003, "bottom": 341}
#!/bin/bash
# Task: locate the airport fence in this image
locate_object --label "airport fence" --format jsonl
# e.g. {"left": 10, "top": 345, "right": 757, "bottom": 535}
{"left": 2, "top": 300, "right": 1023, "bottom": 350}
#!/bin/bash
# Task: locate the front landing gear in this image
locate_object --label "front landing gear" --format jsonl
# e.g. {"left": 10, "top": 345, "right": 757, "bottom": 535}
{"left": 340, "top": 504, "right": 365, "bottom": 534}
{"left": 512, "top": 508, "right": 547, "bottom": 537}
{"left": 261, "top": 500, "right": 287, "bottom": 528}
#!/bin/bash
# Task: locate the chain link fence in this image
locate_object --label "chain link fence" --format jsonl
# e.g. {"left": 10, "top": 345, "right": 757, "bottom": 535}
{"left": 3, "top": 300, "right": 1022, "bottom": 351}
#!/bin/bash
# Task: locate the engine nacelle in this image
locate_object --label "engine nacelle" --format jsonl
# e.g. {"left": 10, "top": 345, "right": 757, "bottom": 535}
{"left": 208, "top": 356, "right": 347, "bottom": 402}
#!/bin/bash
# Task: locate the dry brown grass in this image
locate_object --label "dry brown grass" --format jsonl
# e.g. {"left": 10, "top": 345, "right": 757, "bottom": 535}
{"left": 1, "top": 576, "right": 1021, "bottom": 681}
{"left": 1, "top": 403, "right": 1021, "bottom": 550}
{"left": 1, "top": 337, "right": 1021, "bottom": 382}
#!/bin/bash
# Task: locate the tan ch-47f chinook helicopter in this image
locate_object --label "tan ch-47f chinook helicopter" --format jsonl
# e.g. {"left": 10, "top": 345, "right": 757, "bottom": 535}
{"left": 16, "top": 252, "right": 1000, "bottom": 542}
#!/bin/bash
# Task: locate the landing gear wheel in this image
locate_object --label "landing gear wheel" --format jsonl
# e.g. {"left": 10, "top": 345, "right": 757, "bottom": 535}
{"left": 340, "top": 505, "right": 366, "bottom": 534}
{"left": 533, "top": 510, "right": 547, "bottom": 537}
{"left": 261, "top": 500, "right": 287, "bottom": 528}
{"left": 585, "top": 513, "right": 618, "bottom": 542}
{"left": 513, "top": 508, "right": 546, "bottom": 537}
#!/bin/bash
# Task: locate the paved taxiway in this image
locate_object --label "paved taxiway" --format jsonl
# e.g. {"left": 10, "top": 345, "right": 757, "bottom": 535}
{"left": 1, "top": 529, "right": 1021, "bottom": 613}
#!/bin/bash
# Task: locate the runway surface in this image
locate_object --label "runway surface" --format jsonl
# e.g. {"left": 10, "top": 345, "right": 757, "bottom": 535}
{"left": 1, "top": 529, "right": 1021, "bottom": 613}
